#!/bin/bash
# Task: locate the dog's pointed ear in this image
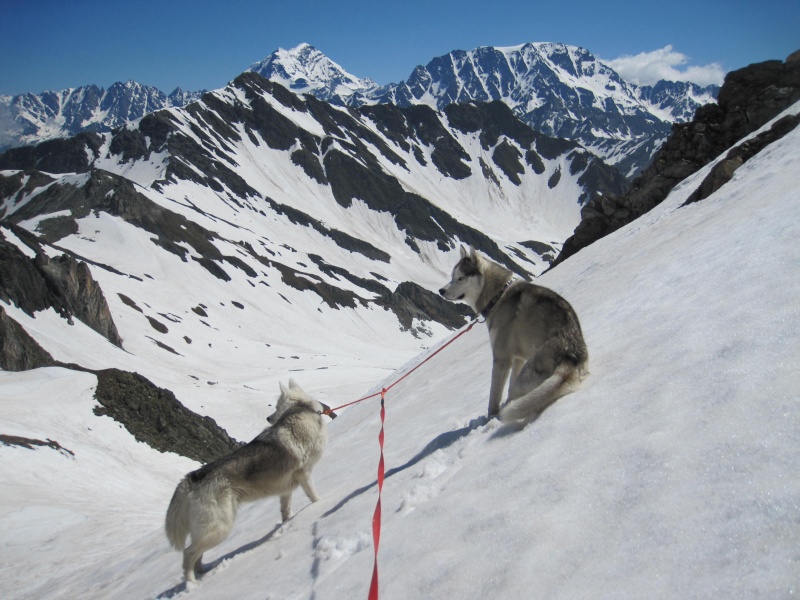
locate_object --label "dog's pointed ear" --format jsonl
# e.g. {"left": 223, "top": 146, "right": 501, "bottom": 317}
{"left": 469, "top": 246, "right": 486, "bottom": 272}
{"left": 288, "top": 378, "right": 300, "bottom": 389}
{"left": 279, "top": 381, "right": 290, "bottom": 395}
{"left": 459, "top": 245, "right": 468, "bottom": 259}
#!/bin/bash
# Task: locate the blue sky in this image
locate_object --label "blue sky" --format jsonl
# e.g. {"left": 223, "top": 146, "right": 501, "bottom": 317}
{"left": 1, "top": 0, "right": 797, "bottom": 95}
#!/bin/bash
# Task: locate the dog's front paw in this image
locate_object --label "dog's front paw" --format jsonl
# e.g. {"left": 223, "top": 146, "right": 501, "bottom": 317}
{"left": 467, "top": 415, "right": 490, "bottom": 429}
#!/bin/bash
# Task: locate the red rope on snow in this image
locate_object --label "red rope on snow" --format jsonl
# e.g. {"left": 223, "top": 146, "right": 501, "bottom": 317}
{"left": 368, "top": 389, "right": 386, "bottom": 600}
{"left": 315, "top": 318, "right": 479, "bottom": 599}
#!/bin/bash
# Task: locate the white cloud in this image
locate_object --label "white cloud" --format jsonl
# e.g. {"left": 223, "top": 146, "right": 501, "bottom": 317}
{"left": 604, "top": 45, "right": 725, "bottom": 87}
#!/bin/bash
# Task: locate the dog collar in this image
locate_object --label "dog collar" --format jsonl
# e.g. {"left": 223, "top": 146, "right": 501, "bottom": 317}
{"left": 479, "top": 279, "right": 513, "bottom": 319}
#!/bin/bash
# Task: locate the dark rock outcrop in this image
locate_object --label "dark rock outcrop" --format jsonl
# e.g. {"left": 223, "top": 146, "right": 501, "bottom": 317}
{"left": 0, "top": 434, "right": 74, "bottom": 456}
{"left": 380, "top": 281, "right": 472, "bottom": 333}
{"left": 0, "top": 306, "right": 57, "bottom": 370}
{"left": 40, "top": 254, "right": 124, "bottom": 346}
{"left": 0, "top": 225, "right": 122, "bottom": 346}
{"left": 682, "top": 111, "right": 800, "bottom": 204}
{"left": 0, "top": 132, "right": 104, "bottom": 173}
{"left": 552, "top": 52, "right": 800, "bottom": 268}
{"left": 92, "top": 368, "right": 241, "bottom": 464}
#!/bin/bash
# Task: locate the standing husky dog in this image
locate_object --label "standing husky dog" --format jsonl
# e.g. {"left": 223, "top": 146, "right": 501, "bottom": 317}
{"left": 165, "top": 379, "right": 328, "bottom": 583}
{"left": 439, "top": 246, "right": 588, "bottom": 422}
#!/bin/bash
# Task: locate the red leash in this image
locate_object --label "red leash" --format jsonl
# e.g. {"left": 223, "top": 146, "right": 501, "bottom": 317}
{"left": 319, "top": 318, "right": 479, "bottom": 599}
{"left": 367, "top": 389, "right": 386, "bottom": 600}
{"left": 321, "top": 318, "right": 478, "bottom": 417}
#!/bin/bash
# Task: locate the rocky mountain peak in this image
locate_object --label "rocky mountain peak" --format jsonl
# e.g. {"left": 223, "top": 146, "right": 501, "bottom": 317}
{"left": 247, "top": 43, "right": 378, "bottom": 104}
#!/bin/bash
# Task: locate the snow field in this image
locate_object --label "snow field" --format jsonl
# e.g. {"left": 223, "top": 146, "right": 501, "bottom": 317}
{"left": 0, "top": 105, "right": 798, "bottom": 599}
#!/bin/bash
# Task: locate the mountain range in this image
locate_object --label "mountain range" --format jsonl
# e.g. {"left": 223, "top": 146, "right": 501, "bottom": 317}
{"left": 0, "top": 67, "right": 629, "bottom": 366}
{"left": 251, "top": 43, "right": 718, "bottom": 177}
{"left": 2, "top": 53, "right": 795, "bottom": 388}
{"left": 0, "top": 81, "right": 204, "bottom": 152}
{"left": 2, "top": 42, "right": 717, "bottom": 177}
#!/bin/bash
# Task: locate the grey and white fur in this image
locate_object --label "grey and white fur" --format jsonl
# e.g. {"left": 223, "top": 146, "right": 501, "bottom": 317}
{"left": 439, "top": 246, "right": 588, "bottom": 422}
{"left": 164, "top": 379, "right": 327, "bottom": 583}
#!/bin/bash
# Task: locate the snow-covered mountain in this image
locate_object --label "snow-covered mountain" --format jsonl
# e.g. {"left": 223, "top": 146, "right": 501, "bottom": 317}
{"left": 2, "top": 42, "right": 717, "bottom": 180}
{"left": 248, "top": 42, "right": 379, "bottom": 106}
{"left": 251, "top": 43, "right": 719, "bottom": 177}
{"left": 0, "top": 82, "right": 204, "bottom": 151}
{"left": 0, "top": 69, "right": 629, "bottom": 420}
{"left": 0, "top": 92, "right": 797, "bottom": 600}
{"left": 637, "top": 79, "right": 721, "bottom": 122}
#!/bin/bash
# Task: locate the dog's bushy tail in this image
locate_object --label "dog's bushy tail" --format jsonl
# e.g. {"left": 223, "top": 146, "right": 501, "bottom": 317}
{"left": 165, "top": 478, "right": 191, "bottom": 550}
{"left": 499, "top": 362, "right": 586, "bottom": 423}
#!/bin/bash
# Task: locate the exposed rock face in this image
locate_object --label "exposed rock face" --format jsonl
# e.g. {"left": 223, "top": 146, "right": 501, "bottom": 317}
{"left": 0, "top": 306, "right": 56, "bottom": 370}
{"left": 0, "top": 225, "right": 122, "bottom": 346}
{"left": 40, "top": 254, "right": 124, "bottom": 346}
{"left": 552, "top": 53, "right": 800, "bottom": 268}
{"left": 381, "top": 281, "right": 472, "bottom": 333}
{"left": 0, "top": 434, "right": 74, "bottom": 456}
{"left": 0, "top": 227, "right": 53, "bottom": 313}
{"left": 92, "top": 368, "right": 241, "bottom": 463}
{"left": 683, "top": 112, "right": 800, "bottom": 205}
{"left": 0, "top": 132, "right": 105, "bottom": 173}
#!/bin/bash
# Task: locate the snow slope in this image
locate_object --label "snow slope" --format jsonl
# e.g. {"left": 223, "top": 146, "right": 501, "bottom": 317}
{"left": 1, "top": 105, "right": 798, "bottom": 599}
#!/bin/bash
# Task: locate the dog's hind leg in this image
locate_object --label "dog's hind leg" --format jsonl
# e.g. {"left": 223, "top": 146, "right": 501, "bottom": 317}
{"left": 508, "top": 351, "right": 552, "bottom": 400}
{"left": 182, "top": 518, "right": 234, "bottom": 583}
{"left": 500, "top": 362, "right": 579, "bottom": 422}
{"left": 501, "top": 337, "right": 585, "bottom": 423}
{"left": 507, "top": 356, "right": 526, "bottom": 400}
{"left": 280, "top": 493, "right": 293, "bottom": 522}
{"left": 182, "top": 491, "right": 236, "bottom": 583}
{"left": 183, "top": 543, "right": 205, "bottom": 584}
{"left": 488, "top": 358, "right": 512, "bottom": 417}
{"left": 296, "top": 469, "right": 320, "bottom": 503}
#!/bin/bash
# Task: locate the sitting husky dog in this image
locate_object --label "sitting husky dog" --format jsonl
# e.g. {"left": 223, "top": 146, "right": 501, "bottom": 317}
{"left": 439, "top": 246, "right": 588, "bottom": 422}
{"left": 165, "top": 379, "right": 328, "bottom": 583}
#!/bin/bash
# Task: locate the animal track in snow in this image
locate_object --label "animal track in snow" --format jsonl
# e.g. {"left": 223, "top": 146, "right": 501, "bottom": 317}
{"left": 313, "top": 532, "right": 371, "bottom": 562}
{"left": 395, "top": 416, "right": 500, "bottom": 514}
{"left": 309, "top": 521, "right": 371, "bottom": 585}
